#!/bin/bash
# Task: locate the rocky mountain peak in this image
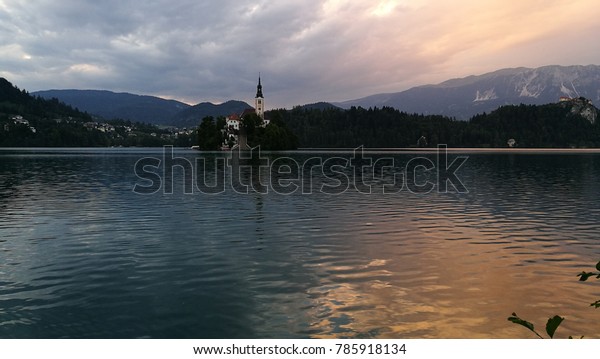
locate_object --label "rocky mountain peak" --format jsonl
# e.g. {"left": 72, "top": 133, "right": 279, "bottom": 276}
{"left": 337, "top": 65, "right": 600, "bottom": 119}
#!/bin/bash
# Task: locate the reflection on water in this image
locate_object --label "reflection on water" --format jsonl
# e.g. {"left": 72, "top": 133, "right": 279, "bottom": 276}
{"left": 0, "top": 148, "right": 599, "bottom": 338}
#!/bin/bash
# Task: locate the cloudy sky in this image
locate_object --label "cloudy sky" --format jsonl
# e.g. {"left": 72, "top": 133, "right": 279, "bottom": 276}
{"left": 1, "top": 0, "right": 598, "bottom": 108}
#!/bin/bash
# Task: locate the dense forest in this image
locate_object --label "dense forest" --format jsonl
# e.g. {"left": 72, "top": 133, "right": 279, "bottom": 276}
{"left": 277, "top": 102, "right": 600, "bottom": 148}
{"left": 0, "top": 78, "right": 194, "bottom": 147}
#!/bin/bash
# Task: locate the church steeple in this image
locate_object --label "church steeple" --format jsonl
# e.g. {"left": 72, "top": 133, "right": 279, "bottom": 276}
{"left": 255, "top": 75, "right": 264, "bottom": 119}
{"left": 255, "top": 75, "right": 263, "bottom": 98}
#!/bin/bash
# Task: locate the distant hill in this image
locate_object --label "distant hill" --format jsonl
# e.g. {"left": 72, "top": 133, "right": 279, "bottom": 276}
{"left": 170, "top": 100, "right": 252, "bottom": 128}
{"left": 32, "top": 89, "right": 191, "bottom": 126}
{"left": 1, "top": 78, "right": 91, "bottom": 121}
{"left": 32, "top": 89, "right": 252, "bottom": 128}
{"left": 336, "top": 65, "right": 600, "bottom": 119}
{"left": 295, "top": 102, "right": 340, "bottom": 111}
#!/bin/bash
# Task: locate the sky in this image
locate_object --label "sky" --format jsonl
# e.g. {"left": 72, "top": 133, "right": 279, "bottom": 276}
{"left": 1, "top": 0, "right": 599, "bottom": 108}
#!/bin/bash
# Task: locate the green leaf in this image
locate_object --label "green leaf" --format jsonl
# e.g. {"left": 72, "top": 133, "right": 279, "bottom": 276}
{"left": 508, "top": 313, "right": 543, "bottom": 338}
{"left": 577, "top": 272, "right": 595, "bottom": 281}
{"left": 590, "top": 300, "right": 600, "bottom": 309}
{"left": 545, "top": 315, "right": 564, "bottom": 338}
{"left": 596, "top": 261, "right": 600, "bottom": 272}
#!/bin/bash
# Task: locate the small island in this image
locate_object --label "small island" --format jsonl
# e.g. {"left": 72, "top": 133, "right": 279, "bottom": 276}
{"left": 195, "top": 77, "right": 298, "bottom": 151}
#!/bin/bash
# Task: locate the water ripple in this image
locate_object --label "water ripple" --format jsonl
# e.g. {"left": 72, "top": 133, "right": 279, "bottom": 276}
{"left": 1, "top": 149, "right": 600, "bottom": 338}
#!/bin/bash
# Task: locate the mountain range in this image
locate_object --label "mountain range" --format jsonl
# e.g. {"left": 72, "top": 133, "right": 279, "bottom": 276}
{"left": 32, "top": 65, "right": 600, "bottom": 126}
{"left": 32, "top": 89, "right": 190, "bottom": 126}
{"left": 336, "top": 65, "right": 600, "bottom": 119}
{"left": 33, "top": 89, "right": 253, "bottom": 128}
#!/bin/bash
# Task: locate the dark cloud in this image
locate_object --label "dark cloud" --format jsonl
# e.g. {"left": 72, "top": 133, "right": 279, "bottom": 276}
{"left": 1, "top": 0, "right": 598, "bottom": 108}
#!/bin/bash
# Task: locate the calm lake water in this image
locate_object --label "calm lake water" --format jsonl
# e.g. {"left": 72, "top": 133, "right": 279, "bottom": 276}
{"left": 1, "top": 147, "right": 599, "bottom": 338}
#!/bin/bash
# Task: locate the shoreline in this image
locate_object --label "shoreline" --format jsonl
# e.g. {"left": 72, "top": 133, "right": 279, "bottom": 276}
{"left": 295, "top": 147, "right": 600, "bottom": 154}
{"left": 3, "top": 146, "right": 600, "bottom": 155}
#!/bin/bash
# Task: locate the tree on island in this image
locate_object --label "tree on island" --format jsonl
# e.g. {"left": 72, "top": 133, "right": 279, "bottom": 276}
{"left": 196, "top": 116, "right": 222, "bottom": 150}
{"left": 196, "top": 112, "right": 298, "bottom": 151}
{"left": 242, "top": 111, "right": 298, "bottom": 150}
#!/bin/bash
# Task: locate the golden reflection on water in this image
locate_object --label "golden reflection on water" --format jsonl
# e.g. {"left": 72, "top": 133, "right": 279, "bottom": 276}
{"left": 301, "top": 208, "right": 600, "bottom": 338}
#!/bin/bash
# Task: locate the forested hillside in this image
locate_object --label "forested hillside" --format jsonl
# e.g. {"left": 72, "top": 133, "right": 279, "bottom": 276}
{"left": 0, "top": 78, "right": 194, "bottom": 147}
{"left": 279, "top": 101, "right": 600, "bottom": 148}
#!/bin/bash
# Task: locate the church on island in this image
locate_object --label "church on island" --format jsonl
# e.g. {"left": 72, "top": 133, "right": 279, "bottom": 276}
{"left": 223, "top": 76, "right": 269, "bottom": 149}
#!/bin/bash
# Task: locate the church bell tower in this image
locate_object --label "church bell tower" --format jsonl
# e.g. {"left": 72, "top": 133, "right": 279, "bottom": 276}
{"left": 255, "top": 75, "right": 264, "bottom": 119}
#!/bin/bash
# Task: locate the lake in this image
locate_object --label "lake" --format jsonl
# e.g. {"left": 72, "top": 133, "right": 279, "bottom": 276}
{"left": 1, "top": 147, "right": 599, "bottom": 338}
